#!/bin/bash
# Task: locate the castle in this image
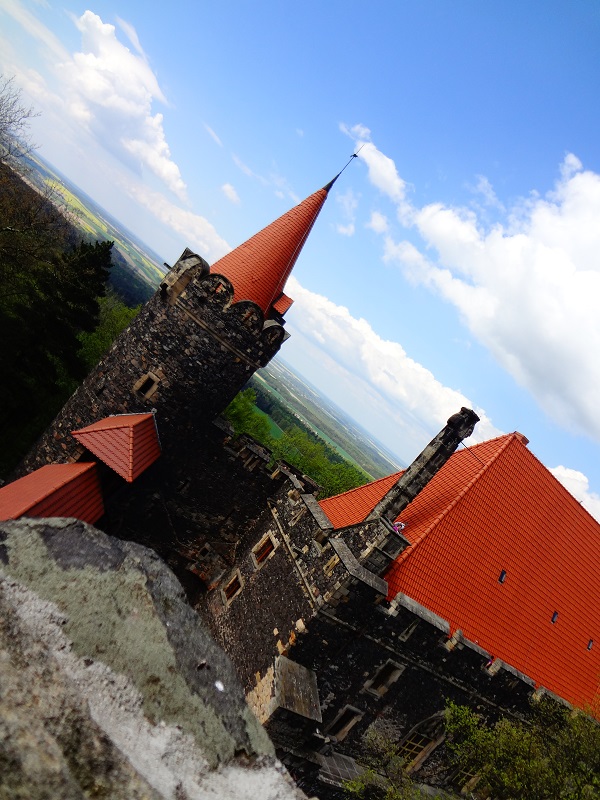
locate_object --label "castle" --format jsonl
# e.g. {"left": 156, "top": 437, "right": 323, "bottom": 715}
{"left": 2, "top": 175, "right": 600, "bottom": 796}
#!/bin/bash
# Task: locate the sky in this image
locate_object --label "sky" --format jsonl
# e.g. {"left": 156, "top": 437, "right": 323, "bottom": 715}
{"left": 2, "top": 0, "right": 600, "bottom": 519}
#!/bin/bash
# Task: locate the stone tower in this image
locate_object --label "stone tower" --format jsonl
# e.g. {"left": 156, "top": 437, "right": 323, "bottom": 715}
{"left": 19, "top": 180, "right": 334, "bottom": 476}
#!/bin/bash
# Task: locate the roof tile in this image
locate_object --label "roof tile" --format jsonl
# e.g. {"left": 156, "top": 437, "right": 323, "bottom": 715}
{"left": 71, "top": 413, "right": 161, "bottom": 482}
{"left": 0, "top": 463, "right": 104, "bottom": 524}
{"left": 210, "top": 186, "right": 330, "bottom": 316}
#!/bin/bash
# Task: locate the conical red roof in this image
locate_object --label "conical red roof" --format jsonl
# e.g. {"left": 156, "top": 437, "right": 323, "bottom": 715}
{"left": 210, "top": 182, "right": 332, "bottom": 316}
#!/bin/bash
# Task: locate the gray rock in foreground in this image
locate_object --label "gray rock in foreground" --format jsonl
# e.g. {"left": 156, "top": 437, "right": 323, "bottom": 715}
{"left": 0, "top": 517, "right": 306, "bottom": 800}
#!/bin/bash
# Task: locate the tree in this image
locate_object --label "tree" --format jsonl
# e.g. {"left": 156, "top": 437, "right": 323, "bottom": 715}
{"left": 0, "top": 75, "right": 37, "bottom": 164}
{"left": 445, "top": 699, "right": 600, "bottom": 799}
{"left": 344, "top": 730, "right": 442, "bottom": 800}
{"left": 0, "top": 79, "right": 116, "bottom": 474}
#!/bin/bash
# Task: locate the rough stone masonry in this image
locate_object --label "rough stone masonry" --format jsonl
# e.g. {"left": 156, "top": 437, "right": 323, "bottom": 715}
{"left": 0, "top": 517, "right": 306, "bottom": 800}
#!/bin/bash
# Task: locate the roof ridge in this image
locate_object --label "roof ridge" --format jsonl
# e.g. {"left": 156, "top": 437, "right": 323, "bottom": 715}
{"left": 393, "top": 433, "right": 518, "bottom": 563}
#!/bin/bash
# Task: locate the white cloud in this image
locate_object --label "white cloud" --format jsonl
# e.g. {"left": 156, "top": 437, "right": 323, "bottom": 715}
{"left": 0, "top": 0, "right": 68, "bottom": 62}
{"left": 221, "top": 182, "right": 240, "bottom": 204}
{"left": 471, "top": 174, "right": 504, "bottom": 210}
{"left": 550, "top": 465, "right": 600, "bottom": 523}
{"left": 126, "top": 182, "right": 230, "bottom": 263}
{"left": 203, "top": 123, "right": 222, "bottom": 147}
{"left": 335, "top": 188, "right": 358, "bottom": 237}
{"left": 348, "top": 127, "right": 600, "bottom": 446}
{"left": 52, "top": 11, "right": 187, "bottom": 199}
{"left": 367, "top": 210, "right": 389, "bottom": 234}
{"left": 286, "top": 275, "right": 500, "bottom": 461}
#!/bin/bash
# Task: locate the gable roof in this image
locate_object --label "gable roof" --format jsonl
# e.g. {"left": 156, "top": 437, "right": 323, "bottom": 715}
{"left": 210, "top": 182, "right": 333, "bottom": 317}
{"left": 321, "top": 433, "right": 600, "bottom": 711}
{"left": 0, "top": 463, "right": 104, "bottom": 524}
{"left": 385, "top": 433, "right": 600, "bottom": 711}
{"left": 71, "top": 414, "right": 161, "bottom": 483}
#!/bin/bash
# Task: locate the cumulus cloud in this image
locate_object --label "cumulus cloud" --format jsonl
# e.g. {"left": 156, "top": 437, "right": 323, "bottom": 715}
{"left": 55, "top": 11, "right": 186, "bottom": 199}
{"left": 367, "top": 210, "right": 389, "bottom": 234}
{"left": 286, "top": 275, "right": 500, "bottom": 458}
{"left": 221, "top": 182, "right": 240, "bottom": 204}
{"left": 346, "top": 127, "right": 600, "bottom": 447}
{"left": 126, "top": 182, "right": 230, "bottom": 263}
{"left": 550, "top": 465, "right": 600, "bottom": 523}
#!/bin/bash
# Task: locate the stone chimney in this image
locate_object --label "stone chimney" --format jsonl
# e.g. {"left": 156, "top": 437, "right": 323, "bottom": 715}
{"left": 366, "top": 408, "right": 480, "bottom": 523}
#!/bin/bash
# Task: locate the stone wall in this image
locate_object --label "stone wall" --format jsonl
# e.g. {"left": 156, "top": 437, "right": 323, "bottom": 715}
{"left": 0, "top": 517, "right": 305, "bottom": 800}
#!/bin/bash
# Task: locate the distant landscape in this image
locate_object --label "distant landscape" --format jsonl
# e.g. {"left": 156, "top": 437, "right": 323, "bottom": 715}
{"left": 22, "top": 151, "right": 165, "bottom": 306}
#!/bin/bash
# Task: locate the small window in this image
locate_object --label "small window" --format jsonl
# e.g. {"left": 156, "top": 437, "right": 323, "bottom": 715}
{"left": 134, "top": 372, "right": 160, "bottom": 399}
{"left": 326, "top": 706, "right": 363, "bottom": 741}
{"left": 221, "top": 570, "right": 243, "bottom": 605}
{"left": 251, "top": 533, "right": 277, "bottom": 569}
{"left": 364, "top": 659, "right": 405, "bottom": 697}
{"left": 498, "top": 569, "right": 507, "bottom": 583}
{"left": 399, "top": 732, "right": 432, "bottom": 764}
{"left": 588, "top": 639, "right": 594, "bottom": 651}
{"left": 551, "top": 611, "right": 559, "bottom": 624}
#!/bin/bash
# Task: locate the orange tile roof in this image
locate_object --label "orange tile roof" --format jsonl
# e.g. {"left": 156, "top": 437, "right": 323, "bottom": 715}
{"left": 0, "top": 463, "right": 104, "bottom": 524}
{"left": 71, "top": 414, "right": 161, "bottom": 482}
{"left": 210, "top": 184, "right": 331, "bottom": 316}
{"left": 321, "top": 433, "right": 600, "bottom": 710}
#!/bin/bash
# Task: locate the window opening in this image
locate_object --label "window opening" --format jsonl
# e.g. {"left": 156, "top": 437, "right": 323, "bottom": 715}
{"left": 551, "top": 611, "right": 559, "bottom": 624}
{"left": 364, "top": 660, "right": 405, "bottom": 697}
{"left": 588, "top": 639, "right": 594, "bottom": 651}
{"left": 222, "top": 571, "right": 243, "bottom": 605}
{"left": 399, "top": 732, "right": 432, "bottom": 764}
{"left": 326, "top": 706, "right": 363, "bottom": 741}
{"left": 251, "top": 533, "right": 276, "bottom": 568}
{"left": 498, "top": 569, "right": 507, "bottom": 583}
{"left": 134, "top": 372, "right": 160, "bottom": 399}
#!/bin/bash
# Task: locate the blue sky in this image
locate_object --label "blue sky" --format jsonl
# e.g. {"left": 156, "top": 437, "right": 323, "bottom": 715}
{"left": 2, "top": 0, "right": 600, "bottom": 518}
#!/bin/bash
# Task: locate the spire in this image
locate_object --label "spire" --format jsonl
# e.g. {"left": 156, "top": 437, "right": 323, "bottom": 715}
{"left": 210, "top": 179, "right": 335, "bottom": 317}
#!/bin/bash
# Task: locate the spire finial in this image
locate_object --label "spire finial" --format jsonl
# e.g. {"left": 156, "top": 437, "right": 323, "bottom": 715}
{"left": 323, "top": 144, "right": 364, "bottom": 192}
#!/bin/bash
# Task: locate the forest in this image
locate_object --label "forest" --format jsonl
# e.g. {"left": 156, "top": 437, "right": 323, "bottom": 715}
{"left": 0, "top": 77, "right": 139, "bottom": 476}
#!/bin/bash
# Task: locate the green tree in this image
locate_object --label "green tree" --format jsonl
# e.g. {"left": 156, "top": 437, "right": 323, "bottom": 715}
{"left": 344, "top": 730, "right": 441, "bottom": 800}
{"left": 77, "top": 288, "right": 140, "bottom": 372}
{"left": 446, "top": 699, "right": 600, "bottom": 799}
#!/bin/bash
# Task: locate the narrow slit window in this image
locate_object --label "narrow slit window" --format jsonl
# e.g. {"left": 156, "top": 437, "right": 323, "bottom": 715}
{"left": 222, "top": 571, "right": 243, "bottom": 605}
{"left": 551, "top": 611, "right": 559, "bottom": 624}
{"left": 251, "top": 533, "right": 276, "bottom": 568}
{"left": 588, "top": 639, "right": 594, "bottom": 651}
{"left": 498, "top": 570, "right": 507, "bottom": 583}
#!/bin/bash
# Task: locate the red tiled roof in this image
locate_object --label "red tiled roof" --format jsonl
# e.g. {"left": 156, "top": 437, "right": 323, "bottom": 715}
{"left": 210, "top": 185, "right": 330, "bottom": 316}
{"left": 320, "top": 470, "right": 403, "bottom": 528}
{"left": 321, "top": 433, "right": 600, "bottom": 711}
{"left": 72, "top": 414, "right": 161, "bottom": 482}
{"left": 0, "top": 463, "right": 104, "bottom": 524}
{"left": 272, "top": 293, "right": 294, "bottom": 316}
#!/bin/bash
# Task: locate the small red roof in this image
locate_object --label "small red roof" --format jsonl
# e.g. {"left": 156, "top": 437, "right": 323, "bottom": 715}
{"left": 321, "top": 434, "right": 600, "bottom": 711}
{"left": 0, "top": 463, "right": 104, "bottom": 524}
{"left": 210, "top": 184, "right": 331, "bottom": 316}
{"left": 71, "top": 414, "right": 161, "bottom": 483}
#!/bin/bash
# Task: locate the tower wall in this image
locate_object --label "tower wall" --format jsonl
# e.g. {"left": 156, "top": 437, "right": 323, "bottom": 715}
{"left": 17, "top": 251, "right": 287, "bottom": 476}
